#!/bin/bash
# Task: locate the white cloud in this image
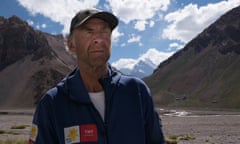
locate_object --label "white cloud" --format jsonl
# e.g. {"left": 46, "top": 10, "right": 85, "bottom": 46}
{"left": 149, "top": 20, "right": 155, "bottom": 27}
{"left": 16, "top": 0, "right": 170, "bottom": 43}
{"left": 169, "top": 42, "right": 184, "bottom": 50}
{"left": 162, "top": 0, "right": 240, "bottom": 43}
{"left": 120, "top": 43, "right": 126, "bottom": 47}
{"left": 112, "top": 27, "right": 124, "bottom": 42}
{"left": 26, "top": 19, "right": 47, "bottom": 29}
{"left": 17, "top": 0, "right": 99, "bottom": 34}
{"left": 134, "top": 20, "right": 147, "bottom": 31}
{"left": 17, "top": 0, "right": 125, "bottom": 42}
{"left": 36, "top": 25, "right": 40, "bottom": 29}
{"left": 112, "top": 58, "right": 137, "bottom": 69}
{"left": 41, "top": 23, "right": 47, "bottom": 28}
{"left": 35, "top": 23, "right": 47, "bottom": 29}
{"left": 27, "top": 19, "right": 34, "bottom": 26}
{"left": 134, "top": 20, "right": 155, "bottom": 31}
{"left": 112, "top": 48, "right": 174, "bottom": 70}
{"left": 128, "top": 35, "right": 141, "bottom": 43}
{"left": 139, "top": 48, "right": 174, "bottom": 66}
{"left": 107, "top": 0, "right": 170, "bottom": 24}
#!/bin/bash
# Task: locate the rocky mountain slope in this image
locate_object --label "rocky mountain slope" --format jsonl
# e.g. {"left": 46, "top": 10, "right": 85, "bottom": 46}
{"left": 0, "top": 16, "right": 76, "bottom": 108}
{"left": 144, "top": 6, "right": 240, "bottom": 109}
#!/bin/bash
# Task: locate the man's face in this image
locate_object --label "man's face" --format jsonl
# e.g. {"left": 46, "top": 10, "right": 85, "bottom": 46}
{"left": 69, "top": 18, "right": 112, "bottom": 68}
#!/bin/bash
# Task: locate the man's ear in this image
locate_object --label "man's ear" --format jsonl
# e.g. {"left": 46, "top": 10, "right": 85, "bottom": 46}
{"left": 67, "top": 36, "right": 76, "bottom": 53}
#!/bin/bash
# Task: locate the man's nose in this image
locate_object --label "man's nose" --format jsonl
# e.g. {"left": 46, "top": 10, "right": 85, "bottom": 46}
{"left": 93, "top": 36, "right": 104, "bottom": 44}
{"left": 92, "top": 32, "right": 108, "bottom": 43}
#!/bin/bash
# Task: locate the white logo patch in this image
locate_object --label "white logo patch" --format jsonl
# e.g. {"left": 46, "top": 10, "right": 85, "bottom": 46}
{"left": 64, "top": 125, "right": 80, "bottom": 144}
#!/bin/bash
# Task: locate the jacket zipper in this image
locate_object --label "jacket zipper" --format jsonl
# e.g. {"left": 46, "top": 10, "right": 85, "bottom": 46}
{"left": 102, "top": 77, "right": 112, "bottom": 144}
{"left": 89, "top": 102, "right": 108, "bottom": 144}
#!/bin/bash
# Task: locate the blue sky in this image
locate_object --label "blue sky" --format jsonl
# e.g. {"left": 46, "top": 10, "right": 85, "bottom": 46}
{"left": 1, "top": 0, "right": 240, "bottom": 70}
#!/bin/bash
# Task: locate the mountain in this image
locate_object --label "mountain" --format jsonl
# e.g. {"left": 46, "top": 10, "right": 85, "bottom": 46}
{"left": 144, "top": 6, "right": 240, "bottom": 109}
{"left": 0, "top": 16, "right": 76, "bottom": 108}
{"left": 131, "top": 59, "right": 156, "bottom": 78}
{"left": 114, "top": 59, "right": 156, "bottom": 78}
{"left": 112, "top": 48, "right": 173, "bottom": 78}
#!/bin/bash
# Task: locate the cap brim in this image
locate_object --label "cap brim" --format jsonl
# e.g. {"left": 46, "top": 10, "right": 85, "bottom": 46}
{"left": 74, "top": 12, "right": 118, "bottom": 31}
{"left": 91, "top": 12, "right": 118, "bottom": 30}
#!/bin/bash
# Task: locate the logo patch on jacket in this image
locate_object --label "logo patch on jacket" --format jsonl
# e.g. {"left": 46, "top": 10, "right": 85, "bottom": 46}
{"left": 29, "top": 124, "right": 38, "bottom": 144}
{"left": 80, "top": 124, "right": 98, "bottom": 142}
{"left": 64, "top": 125, "right": 80, "bottom": 144}
{"left": 64, "top": 124, "right": 98, "bottom": 144}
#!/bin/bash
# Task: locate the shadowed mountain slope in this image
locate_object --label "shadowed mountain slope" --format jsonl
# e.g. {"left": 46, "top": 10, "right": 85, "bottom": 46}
{"left": 144, "top": 6, "right": 240, "bottom": 109}
{"left": 0, "top": 16, "right": 76, "bottom": 108}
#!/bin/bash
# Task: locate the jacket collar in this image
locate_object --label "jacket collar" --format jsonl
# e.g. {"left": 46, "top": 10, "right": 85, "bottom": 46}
{"left": 63, "top": 65, "right": 121, "bottom": 104}
{"left": 64, "top": 68, "right": 90, "bottom": 104}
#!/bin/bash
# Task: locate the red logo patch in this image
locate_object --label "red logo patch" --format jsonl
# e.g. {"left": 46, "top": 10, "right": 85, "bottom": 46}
{"left": 80, "top": 124, "right": 98, "bottom": 142}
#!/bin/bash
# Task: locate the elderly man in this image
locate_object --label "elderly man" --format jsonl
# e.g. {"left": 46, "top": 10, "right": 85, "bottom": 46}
{"left": 29, "top": 8, "right": 165, "bottom": 144}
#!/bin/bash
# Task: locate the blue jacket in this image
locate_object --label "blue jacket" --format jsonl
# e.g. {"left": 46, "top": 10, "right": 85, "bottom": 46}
{"left": 29, "top": 66, "right": 165, "bottom": 144}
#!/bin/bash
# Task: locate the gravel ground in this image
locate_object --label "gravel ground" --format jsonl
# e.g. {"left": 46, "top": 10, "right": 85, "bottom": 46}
{"left": 0, "top": 114, "right": 32, "bottom": 141}
{"left": 161, "top": 109, "right": 240, "bottom": 144}
{"left": 0, "top": 109, "right": 240, "bottom": 143}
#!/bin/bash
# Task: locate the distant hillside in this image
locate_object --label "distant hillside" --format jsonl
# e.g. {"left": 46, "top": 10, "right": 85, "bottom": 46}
{"left": 144, "top": 6, "right": 240, "bottom": 109}
{"left": 0, "top": 16, "right": 76, "bottom": 108}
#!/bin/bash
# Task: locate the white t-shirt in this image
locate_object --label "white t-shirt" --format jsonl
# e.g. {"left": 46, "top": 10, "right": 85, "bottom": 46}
{"left": 89, "top": 91, "right": 105, "bottom": 121}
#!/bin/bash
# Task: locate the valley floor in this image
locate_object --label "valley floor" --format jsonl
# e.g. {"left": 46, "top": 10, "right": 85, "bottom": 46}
{"left": 0, "top": 109, "right": 240, "bottom": 143}
{"left": 160, "top": 109, "right": 240, "bottom": 144}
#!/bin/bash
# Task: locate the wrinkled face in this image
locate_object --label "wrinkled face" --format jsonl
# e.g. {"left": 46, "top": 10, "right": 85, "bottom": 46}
{"left": 68, "top": 18, "right": 112, "bottom": 68}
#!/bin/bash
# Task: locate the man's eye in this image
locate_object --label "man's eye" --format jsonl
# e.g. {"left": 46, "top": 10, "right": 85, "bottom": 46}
{"left": 86, "top": 30, "right": 93, "bottom": 33}
{"left": 102, "top": 31, "right": 109, "bottom": 34}
{"left": 102, "top": 30, "right": 111, "bottom": 34}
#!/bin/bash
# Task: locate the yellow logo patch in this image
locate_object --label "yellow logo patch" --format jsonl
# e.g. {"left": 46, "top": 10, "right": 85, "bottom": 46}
{"left": 64, "top": 126, "right": 80, "bottom": 144}
{"left": 29, "top": 124, "right": 38, "bottom": 142}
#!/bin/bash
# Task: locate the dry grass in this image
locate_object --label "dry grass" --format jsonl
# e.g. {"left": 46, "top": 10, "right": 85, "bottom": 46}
{"left": 165, "top": 134, "right": 195, "bottom": 144}
{"left": 0, "top": 129, "right": 20, "bottom": 135}
{"left": 10, "top": 125, "right": 29, "bottom": 129}
{"left": 0, "top": 139, "right": 28, "bottom": 144}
